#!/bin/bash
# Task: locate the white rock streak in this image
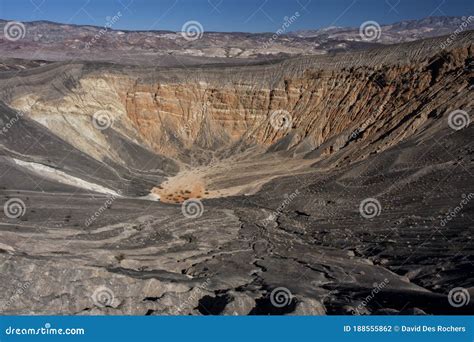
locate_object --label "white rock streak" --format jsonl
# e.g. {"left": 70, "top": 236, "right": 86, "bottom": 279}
{"left": 13, "top": 158, "right": 121, "bottom": 196}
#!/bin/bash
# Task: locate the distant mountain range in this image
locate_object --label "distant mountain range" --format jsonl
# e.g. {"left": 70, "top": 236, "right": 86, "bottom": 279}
{"left": 291, "top": 16, "right": 472, "bottom": 41}
{"left": 0, "top": 16, "right": 472, "bottom": 66}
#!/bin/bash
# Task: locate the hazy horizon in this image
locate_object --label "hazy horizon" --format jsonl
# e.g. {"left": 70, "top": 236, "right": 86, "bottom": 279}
{"left": 0, "top": 14, "right": 471, "bottom": 34}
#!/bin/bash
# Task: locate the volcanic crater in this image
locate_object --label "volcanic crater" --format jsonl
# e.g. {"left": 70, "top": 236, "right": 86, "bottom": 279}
{"left": 0, "top": 31, "right": 472, "bottom": 315}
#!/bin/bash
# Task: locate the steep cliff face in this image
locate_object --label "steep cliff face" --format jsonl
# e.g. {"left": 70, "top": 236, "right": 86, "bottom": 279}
{"left": 121, "top": 43, "right": 471, "bottom": 162}
{"left": 1, "top": 32, "right": 472, "bottom": 199}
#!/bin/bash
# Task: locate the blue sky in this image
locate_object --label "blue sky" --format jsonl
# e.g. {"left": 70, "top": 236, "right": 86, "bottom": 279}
{"left": 0, "top": 0, "right": 472, "bottom": 32}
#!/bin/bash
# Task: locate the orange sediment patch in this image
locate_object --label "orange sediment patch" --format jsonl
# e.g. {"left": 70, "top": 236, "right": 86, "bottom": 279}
{"left": 152, "top": 171, "right": 209, "bottom": 204}
{"left": 151, "top": 153, "right": 315, "bottom": 204}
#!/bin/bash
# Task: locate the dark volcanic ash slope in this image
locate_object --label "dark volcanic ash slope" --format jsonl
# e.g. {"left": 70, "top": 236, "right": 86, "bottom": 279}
{"left": 0, "top": 31, "right": 472, "bottom": 315}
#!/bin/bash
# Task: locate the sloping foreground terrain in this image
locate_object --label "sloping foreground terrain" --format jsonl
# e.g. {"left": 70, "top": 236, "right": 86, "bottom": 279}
{"left": 0, "top": 31, "right": 472, "bottom": 315}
